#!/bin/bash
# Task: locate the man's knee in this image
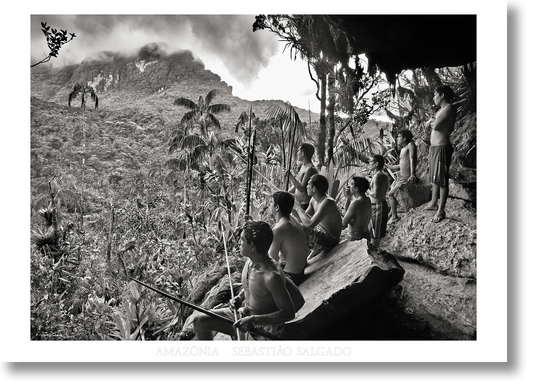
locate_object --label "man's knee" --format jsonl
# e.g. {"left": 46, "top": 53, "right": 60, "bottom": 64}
{"left": 387, "top": 192, "right": 398, "bottom": 200}
{"left": 193, "top": 313, "right": 209, "bottom": 330}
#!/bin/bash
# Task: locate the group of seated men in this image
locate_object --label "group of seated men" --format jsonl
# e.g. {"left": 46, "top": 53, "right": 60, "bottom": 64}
{"left": 193, "top": 141, "right": 410, "bottom": 340}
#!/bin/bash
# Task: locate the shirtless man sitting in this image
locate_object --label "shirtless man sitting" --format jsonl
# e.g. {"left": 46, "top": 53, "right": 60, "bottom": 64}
{"left": 423, "top": 85, "right": 457, "bottom": 223}
{"left": 193, "top": 221, "right": 298, "bottom": 340}
{"left": 385, "top": 129, "right": 417, "bottom": 222}
{"left": 285, "top": 143, "right": 318, "bottom": 211}
{"left": 269, "top": 191, "right": 309, "bottom": 285}
{"left": 343, "top": 176, "right": 372, "bottom": 241}
{"left": 295, "top": 174, "right": 343, "bottom": 255}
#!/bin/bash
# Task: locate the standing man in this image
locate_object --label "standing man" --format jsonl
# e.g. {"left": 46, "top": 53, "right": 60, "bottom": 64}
{"left": 366, "top": 154, "right": 389, "bottom": 249}
{"left": 296, "top": 174, "right": 343, "bottom": 255}
{"left": 193, "top": 221, "right": 297, "bottom": 340}
{"left": 423, "top": 85, "right": 457, "bottom": 223}
{"left": 385, "top": 129, "right": 417, "bottom": 222}
{"left": 285, "top": 143, "right": 318, "bottom": 211}
{"left": 269, "top": 191, "right": 309, "bottom": 285}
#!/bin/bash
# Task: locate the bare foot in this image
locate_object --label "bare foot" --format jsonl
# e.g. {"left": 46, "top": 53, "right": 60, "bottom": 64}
{"left": 431, "top": 211, "right": 446, "bottom": 223}
{"left": 423, "top": 203, "right": 438, "bottom": 211}
{"left": 389, "top": 216, "right": 400, "bottom": 223}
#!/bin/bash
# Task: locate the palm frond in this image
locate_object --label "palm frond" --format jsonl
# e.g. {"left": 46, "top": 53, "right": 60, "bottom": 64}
{"left": 174, "top": 97, "right": 197, "bottom": 110}
{"left": 179, "top": 110, "right": 197, "bottom": 127}
{"left": 208, "top": 103, "right": 231, "bottom": 115}
{"left": 181, "top": 133, "right": 207, "bottom": 151}
{"left": 205, "top": 113, "right": 222, "bottom": 130}
{"left": 204, "top": 89, "right": 218, "bottom": 107}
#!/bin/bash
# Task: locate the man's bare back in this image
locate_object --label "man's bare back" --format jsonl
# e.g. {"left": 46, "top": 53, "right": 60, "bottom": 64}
{"left": 308, "top": 195, "right": 343, "bottom": 240}
{"left": 344, "top": 196, "right": 371, "bottom": 237}
{"left": 270, "top": 217, "right": 308, "bottom": 275}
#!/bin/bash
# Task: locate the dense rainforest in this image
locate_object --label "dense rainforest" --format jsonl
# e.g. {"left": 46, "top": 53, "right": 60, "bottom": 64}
{"left": 30, "top": 16, "right": 476, "bottom": 341}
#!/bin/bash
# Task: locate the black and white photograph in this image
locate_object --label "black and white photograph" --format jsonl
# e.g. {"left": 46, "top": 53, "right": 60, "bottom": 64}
{"left": 2, "top": 0, "right": 527, "bottom": 386}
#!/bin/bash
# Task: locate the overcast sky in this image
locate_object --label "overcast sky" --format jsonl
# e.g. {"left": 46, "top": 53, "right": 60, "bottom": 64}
{"left": 6, "top": 0, "right": 525, "bottom": 370}
{"left": 30, "top": 14, "right": 320, "bottom": 111}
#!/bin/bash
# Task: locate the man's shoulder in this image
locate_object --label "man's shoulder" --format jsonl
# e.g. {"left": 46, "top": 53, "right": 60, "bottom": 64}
{"left": 273, "top": 220, "right": 292, "bottom": 234}
{"left": 441, "top": 103, "right": 457, "bottom": 116}
{"left": 355, "top": 196, "right": 370, "bottom": 206}
{"left": 304, "top": 164, "right": 318, "bottom": 173}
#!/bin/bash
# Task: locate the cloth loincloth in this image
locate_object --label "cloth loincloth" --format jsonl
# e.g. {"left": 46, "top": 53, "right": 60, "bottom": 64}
{"left": 429, "top": 144, "right": 453, "bottom": 187}
{"left": 308, "top": 224, "right": 340, "bottom": 250}
{"left": 369, "top": 201, "right": 388, "bottom": 239}
{"left": 388, "top": 176, "right": 409, "bottom": 197}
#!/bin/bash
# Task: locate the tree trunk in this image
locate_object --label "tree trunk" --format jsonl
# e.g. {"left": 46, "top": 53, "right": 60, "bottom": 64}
{"left": 326, "top": 70, "right": 336, "bottom": 166}
{"left": 317, "top": 73, "right": 327, "bottom": 168}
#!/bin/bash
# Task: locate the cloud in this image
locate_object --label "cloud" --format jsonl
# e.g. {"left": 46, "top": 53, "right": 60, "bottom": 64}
{"left": 31, "top": 15, "right": 280, "bottom": 86}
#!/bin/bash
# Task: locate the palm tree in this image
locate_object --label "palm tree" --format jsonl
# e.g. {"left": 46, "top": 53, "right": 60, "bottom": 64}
{"left": 253, "top": 15, "right": 341, "bottom": 167}
{"left": 265, "top": 102, "right": 308, "bottom": 190}
{"left": 173, "top": 89, "right": 231, "bottom": 136}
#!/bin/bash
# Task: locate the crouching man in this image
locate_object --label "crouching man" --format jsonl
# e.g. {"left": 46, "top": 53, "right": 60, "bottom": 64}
{"left": 193, "top": 221, "right": 302, "bottom": 340}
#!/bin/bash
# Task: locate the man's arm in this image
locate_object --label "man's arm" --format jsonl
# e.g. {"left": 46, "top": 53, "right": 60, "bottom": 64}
{"left": 298, "top": 200, "right": 325, "bottom": 230}
{"left": 342, "top": 201, "right": 358, "bottom": 228}
{"left": 252, "top": 273, "right": 295, "bottom": 324}
{"left": 289, "top": 166, "right": 316, "bottom": 193}
{"left": 408, "top": 142, "right": 417, "bottom": 181}
{"left": 367, "top": 174, "right": 388, "bottom": 198}
{"left": 432, "top": 105, "right": 456, "bottom": 132}
{"left": 233, "top": 272, "right": 295, "bottom": 331}
{"left": 268, "top": 227, "right": 283, "bottom": 261}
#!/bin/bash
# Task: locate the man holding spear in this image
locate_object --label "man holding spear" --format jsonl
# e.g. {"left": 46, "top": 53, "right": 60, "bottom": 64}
{"left": 284, "top": 143, "right": 318, "bottom": 211}
{"left": 193, "top": 221, "right": 300, "bottom": 340}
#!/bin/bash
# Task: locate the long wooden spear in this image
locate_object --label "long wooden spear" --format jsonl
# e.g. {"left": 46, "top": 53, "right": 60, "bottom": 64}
{"left": 130, "top": 277, "right": 280, "bottom": 340}
{"left": 130, "top": 277, "right": 233, "bottom": 324}
{"left": 246, "top": 128, "right": 257, "bottom": 215}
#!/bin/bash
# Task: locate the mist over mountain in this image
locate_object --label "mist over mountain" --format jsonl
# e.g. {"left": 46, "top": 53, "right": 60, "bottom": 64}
{"left": 31, "top": 42, "right": 320, "bottom": 130}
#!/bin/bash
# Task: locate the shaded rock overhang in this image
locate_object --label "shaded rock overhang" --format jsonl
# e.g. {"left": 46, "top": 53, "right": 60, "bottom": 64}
{"left": 324, "top": 15, "right": 477, "bottom": 83}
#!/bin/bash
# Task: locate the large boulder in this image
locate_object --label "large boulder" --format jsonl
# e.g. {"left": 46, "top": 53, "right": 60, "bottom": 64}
{"left": 275, "top": 240, "right": 405, "bottom": 339}
{"left": 387, "top": 198, "right": 476, "bottom": 279}
{"left": 449, "top": 166, "right": 477, "bottom": 206}
{"left": 393, "top": 180, "right": 432, "bottom": 212}
{"left": 388, "top": 259, "right": 477, "bottom": 339}
{"left": 379, "top": 194, "right": 477, "bottom": 340}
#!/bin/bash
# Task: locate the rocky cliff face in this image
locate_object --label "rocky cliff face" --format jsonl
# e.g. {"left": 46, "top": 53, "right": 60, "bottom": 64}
{"left": 379, "top": 198, "right": 477, "bottom": 339}
{"left": 31, "top": 44, "right": 234, "bottom": 105}
{"left": 30, "top": 42, "right": 320, "bottom": 130}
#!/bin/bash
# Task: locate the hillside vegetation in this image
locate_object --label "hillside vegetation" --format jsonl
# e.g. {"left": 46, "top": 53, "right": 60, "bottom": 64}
{"left": 30, "top": 43, "right": 475, "bottom": 341}
{"left": 30, "top": 47, "right": 329, "bottom": 340}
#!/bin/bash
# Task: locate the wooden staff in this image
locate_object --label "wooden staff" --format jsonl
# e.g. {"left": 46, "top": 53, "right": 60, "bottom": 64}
{"left": 131, "top": 277, "right": 280, "bottom": 340}
{"left": 246, "top": 128, "right": 257, "bottom": 216}
{"left": 221, "top": 226, "right": 241, "bottom": 340}
{"left": 130, "top": 277, "right": 233, "bottom": 324}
